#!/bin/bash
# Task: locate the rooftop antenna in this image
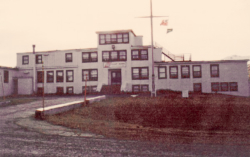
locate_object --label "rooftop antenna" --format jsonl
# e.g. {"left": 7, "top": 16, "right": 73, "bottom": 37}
{"left": 136, "top": 0, "right": 168, "bottom": 97}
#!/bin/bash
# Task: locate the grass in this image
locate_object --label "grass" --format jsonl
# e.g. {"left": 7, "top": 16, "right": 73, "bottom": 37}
{"left": 45, "top": 91, "right": 250, "bottom": 144}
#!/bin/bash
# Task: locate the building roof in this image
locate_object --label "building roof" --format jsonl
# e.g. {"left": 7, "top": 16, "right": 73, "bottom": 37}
{"left": 155, "top": 59, "right": 249, "bottom": 65}
{"left": 17, "top": 48, "right": 98, "bottom": 54}
{"left": 96, "top": 29, "right": 137, "bottom": 37}
{"left": 0, "top": 66, "right": 18, "bottom": 70}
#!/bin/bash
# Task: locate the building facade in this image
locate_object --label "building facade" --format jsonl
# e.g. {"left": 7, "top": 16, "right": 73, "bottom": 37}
{"left": 1, "top": 29, "right": 249, "bottom": 97}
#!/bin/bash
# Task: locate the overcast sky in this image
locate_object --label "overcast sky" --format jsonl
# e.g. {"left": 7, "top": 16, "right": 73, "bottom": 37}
{"left": 1, "top": 0, "right": 250, "bottom": 67}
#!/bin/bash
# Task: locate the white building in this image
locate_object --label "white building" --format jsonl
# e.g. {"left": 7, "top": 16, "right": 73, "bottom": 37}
{"left": 0, "top": 29, "right": 249, "bottom": 97}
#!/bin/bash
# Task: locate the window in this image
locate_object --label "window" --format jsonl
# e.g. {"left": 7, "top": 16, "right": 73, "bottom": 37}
{"left": 82, "top": 52, "right": 97, "bottom": 62}
{"left": 22, "top": 55, "right": 29, "bottom": 65}
{"left": 141, "top": 85, "right": 149, "bottom": 92}
{"left": 230, "top": 82, "right": 238, "bottom": 91}
{"left": 56, "top": 87, "right": 64, "bottom": 95}
{"left": 56, "top": 70, "right": 63, "bottom": 82}
{"left": 193, "top": 83, "right": 202, "bottom": 92}
{"left": 193, "top": 65, "right": 201, "bottom": 78}
{"left": 66, "top": 87, "right": 73, "bottom": 94}
{"left": 65, "top": 53, "right": 72, "bottom": 62}
{"left": 4, "top": 70, "right": 9, "bottom": 83}
{"left": 210, "top": 64, "right": 219, "bottom": 77}
{"left": 132, "top": 67, "right": 149, "bottom": 80}
{"left": 181, "top": 65, "right": 190, "bottom": 78}
{"left": 82, "top": 86, "right": 97, "bottom": 93}
{"left": 66, "top": 70, "right": 74, "bottom": 82}
{"left": 37, "top": 71, "right": 44, "bottom": 83}
{"left": 132, "top": 85, "right": 140, "bottom": 93}
{"left": 99, "top": 33, "right": 129, "bottom": 45}
{"left": 102, "top": 50, "right": 127, "bottom": 61}
{"left": 220, "top": 82, "right": 229, "bottom": 91}
{"left": 36, "top": 55, "right": 42, "bottom": 64}
{"left": 169, "top": 66, "right": 178, "bottom": 79}
{"left": 82, "top": 69, "right": 98, "bottom": 81}
{"left": 131, "top": 49, "right": 148, "bottom": 60}
{"left": 211, "top": 82, "right": 220, "bottom": 92}
{"left": 47, "top": 71, "right": 54, "bottom": 83}
{"left": 37, "top": 87, "right": 44, "bottom": 96}
{"left": 158, "top": 66, "right": 167, "bottom": 79}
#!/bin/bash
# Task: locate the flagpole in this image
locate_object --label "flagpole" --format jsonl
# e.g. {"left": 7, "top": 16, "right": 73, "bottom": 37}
{"left": 150, "top": 0, "right": 156, "bottom": 97}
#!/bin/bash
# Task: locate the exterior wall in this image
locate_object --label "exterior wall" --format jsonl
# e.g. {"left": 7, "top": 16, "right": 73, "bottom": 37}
{"left": 155, "top": 60, "right": 249, "bottom": 97}
{"left": 0, "top": 68, "right": 18, "bottom": 97}
{"left": 18, "top": 77, "right": 33, "bottom": 95}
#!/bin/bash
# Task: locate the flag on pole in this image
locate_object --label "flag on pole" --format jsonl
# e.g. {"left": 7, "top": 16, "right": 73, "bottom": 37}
{"left": 167, "top": 28, "right": 173, "bottom": 33}
{"left": 160, "top": 20, "right": 168, "bottom": 26}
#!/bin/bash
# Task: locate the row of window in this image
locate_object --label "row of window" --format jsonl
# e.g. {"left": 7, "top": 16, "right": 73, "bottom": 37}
{"left": 193, "top": 82, "right": 238, "bottom": 93}
{"left": 132, "top": 84, "right": 149, "bottom": 93}
{"left": 99, "top": 33, "right": 129, "bottom": 45}
{"left": 158, "top": 64, "right": 219, "bottom": 79}
{"left": 22, "top": 49, "right": 149, "bottom": 65}
{"left": 37, "top": 86, "right": 97, "bottom": 95}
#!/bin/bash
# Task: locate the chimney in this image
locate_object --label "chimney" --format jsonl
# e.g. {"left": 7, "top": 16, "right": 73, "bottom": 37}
{"left": 33, "top": 45, "right": 35, "bottom": 54}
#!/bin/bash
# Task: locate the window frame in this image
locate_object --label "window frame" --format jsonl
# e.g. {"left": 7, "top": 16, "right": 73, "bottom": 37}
{"left": 210, "top": 64, "right": 219, "bottom": 77}
{"left": 99, "top": 33, "right": 129, "bottom": 45}
{"left": 192, "top": 65, "right": 202, "bottom": 78}
{"left": 181, "top": 65, "right": 190, "bottom": 78}
{"left": 158, "top": 66, "right": 167, "bottom": 79}
{"left": 56, "top": 87, "right": 64, "bottom": 95}
{"left": 4, "top": 70, "right": 9, "bottom": 83}
{"left": 102, "top": 50, "right": 127, "bottom": 62}
{"left": 66, "top": 70, "right": 74, "bottom": 82}
{"left": 37, "top": 71, "right": 44, "bottom": 83}
{"left": 211, "top": 82, "right": 220, "bottom": 92}
{"left": 132, "top": 85, "right": 140, "bottom": 93}
{"left": 141, "top": 84, "right": 149, "bottom": 92}
{"left": 193, "top": 83, "right": 202, "bottom": 93}
{"left": 46, "top": 71, "right": 54, "bottom": 83}
{"left": 82, "top": 52, "right": 98, "bottom": 63}
{"left": 220, "top": 82, "right": 229, "bottom": 91}
{"left": 36, "top": 55, "right": 42, "bottom": 64}
{"left": 82, "top": 69, "right": 98, "bottom": 81}
{"left": 132, "top": 67, "right": 149, "bottom": 80}
{"left": 22, "top": 55, "right": 29, "bottom": 65}
{"left": 131, "top": 49, "right": 148, "bottom": 60}
{"left": 65, "top": 53, "right": 73, "bottom": 63}
{"left": 56, "top": 70, "right": 64, "bottom": 83}
{"left": 169, "top": 66, "right": 178, "bottom": 79}
{"left": 66, "top": 86, "right": 74, "bottom": 94}
{"left": 229, "top": 82, "right": 238, "bottom": 91}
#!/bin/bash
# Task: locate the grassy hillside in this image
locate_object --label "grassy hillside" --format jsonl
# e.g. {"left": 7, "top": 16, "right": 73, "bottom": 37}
{"left": 45, "top": 92, "right": 250, "bottom": 143}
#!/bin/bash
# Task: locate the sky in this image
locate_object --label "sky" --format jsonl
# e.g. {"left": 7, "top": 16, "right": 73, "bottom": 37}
{"left": 1, "top": 0, "right": 250, "bottom": 67}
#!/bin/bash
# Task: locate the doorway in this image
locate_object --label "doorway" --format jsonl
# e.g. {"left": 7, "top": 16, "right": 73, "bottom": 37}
{"left": 111, "top": 69, "right": 121, "bottom": 85}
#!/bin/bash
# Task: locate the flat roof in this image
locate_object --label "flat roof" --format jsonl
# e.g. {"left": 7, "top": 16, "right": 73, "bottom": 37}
{"left": 96, "top": 29, "right": 137, "bottom": 37}
{"left": 155, "top": 59, "right": 249, "bottom": 65}
{"left": 17, "top": 48, "right": 98, "bottom": 54}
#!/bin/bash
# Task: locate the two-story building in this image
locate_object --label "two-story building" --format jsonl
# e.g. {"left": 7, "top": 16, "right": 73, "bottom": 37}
{"left": 1, "top": 29, "right": 249, "bottom": 97}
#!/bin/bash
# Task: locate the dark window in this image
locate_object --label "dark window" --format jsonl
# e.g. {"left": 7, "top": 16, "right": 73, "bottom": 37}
{"left": 132, "top": 85, "right": 140, "bottom": 93}
{"left": 131, "top": 49, "right": 148, "bottom": 60}
{"left": 22, "top": 55, "right": 29, "bottom": 65}
{"left": 4, "top": 71, "right": 9, "bottom": 83}
{"left": 56, "top": 70, "right": 63, "bottom": 82}
{"left": 193, "top": 65, "right": 201, "bottom": 78}
{"left": 99, "top": 33, "right": 129, "bottom": 45}
{"left": 181, "top": 65, "right": 190, "bottom": 78}
{"left": 210, "top": 64, "right": 219, "bottom": 77}
{"left": 211, "top": 82, "right": 220, "bottom": 92}
{"left": 82, "top": 52, "right": 98, "bottom": 62}
{"left": 193, "top": 83, "right": 202, "bottom": 92}
{"left": 37, "top": 71, "right": 44, "bottom": 83}
{"left": 46, "top": 71, "right": 54, "bottom": 83}
{"left": 36, "top": 55, "right": 42, "bottom": 64}
{"left": 158, "top": 66, "right": 167, "bottom": 79}
{"left": 66, "top": 87, "right": 73, "bottom": 94}
{"left": 82, "top": 69, "right": 98, "bottom": 81}
{"left": 170, "top": 66, "right": 178, "bottom": 79}
{"left": 66, "top": 70, "right": 74, "bottom": 82}
{"left": 65, "top": 53, "right": 72, "bottom": 62}
{"left": 220, "top": 82, "right": 229, "bottom": 91}
{"left": 141, "top": 85, "right": 149, "bottom": 92}
{"left": 82, "top": 86, "right": 97, "bottom": 94}
{"left": 102, "top": 50, "right": 127, "bottom": 61}
{"left": 56, "top": 87, "right": 64, "bottom": 95}
{"left": 37, "top": 87, "right": 44, "bottom": 96}
{"left": 230, "top": 82, "right": 238, "bottom": 91}
{"left": 132, "top": 67, "right": 149, "bottom": 80}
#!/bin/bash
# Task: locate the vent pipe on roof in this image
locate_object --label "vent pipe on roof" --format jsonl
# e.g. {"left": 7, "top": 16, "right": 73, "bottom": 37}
{"left": 33, "top": 45, "right": 35, "bottom": 54}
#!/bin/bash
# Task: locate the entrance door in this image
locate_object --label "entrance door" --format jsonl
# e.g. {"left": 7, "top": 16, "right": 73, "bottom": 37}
{"left": 111, "top": 70, "right": 121, "bottom": 85}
